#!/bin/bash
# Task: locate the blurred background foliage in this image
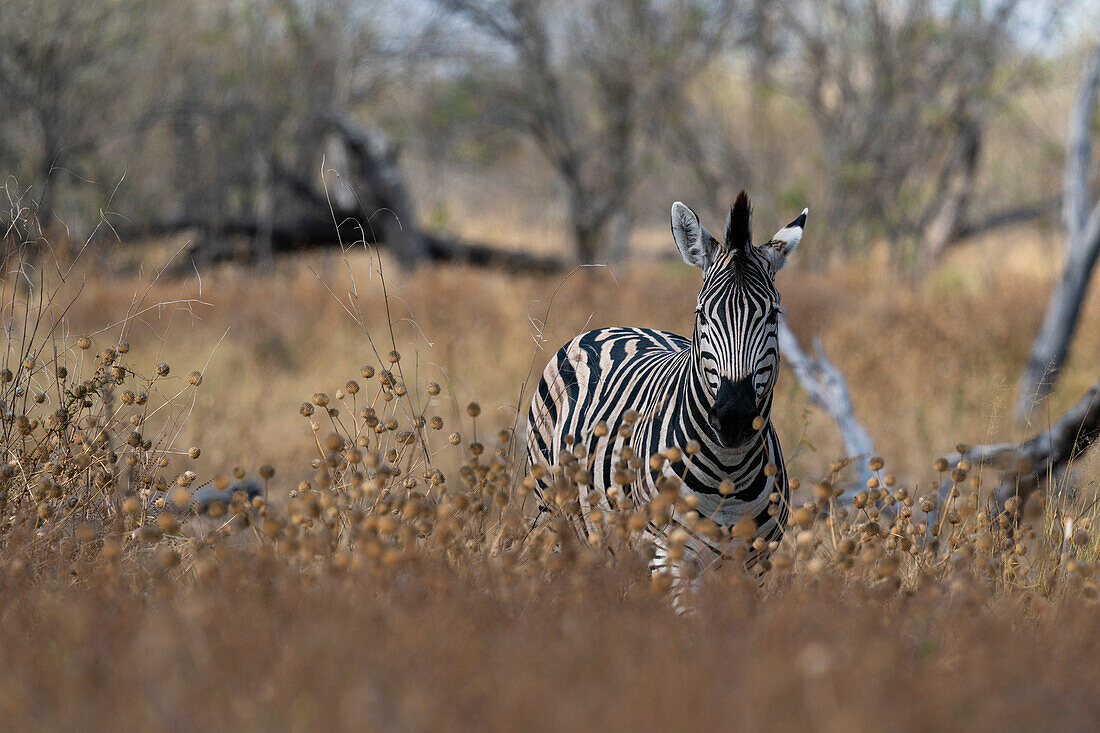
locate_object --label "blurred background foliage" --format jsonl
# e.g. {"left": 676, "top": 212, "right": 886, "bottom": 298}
{"left": 1, "top": 0, "right": 1095, "bottom": 271}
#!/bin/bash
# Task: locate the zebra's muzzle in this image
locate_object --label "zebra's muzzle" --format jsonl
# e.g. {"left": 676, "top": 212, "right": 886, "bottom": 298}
{"left": 708, "top": 375, "right": 760, "bottom": 447}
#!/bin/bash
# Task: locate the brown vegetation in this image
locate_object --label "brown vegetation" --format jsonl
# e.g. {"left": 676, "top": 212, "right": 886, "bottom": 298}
{"left": 0, "top": 212, "right": 1099, "bottom": 729}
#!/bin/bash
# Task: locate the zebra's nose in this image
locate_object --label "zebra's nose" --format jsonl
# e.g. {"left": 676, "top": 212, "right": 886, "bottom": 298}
{"left": 708, "top": 375, "right": 759, "bottom": 447}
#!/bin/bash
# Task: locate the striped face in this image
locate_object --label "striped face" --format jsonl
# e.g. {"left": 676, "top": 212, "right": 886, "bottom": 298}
{"left": 694, "top": 247, "right": 781, "bottom": 405}
{"left": 671, "top": 191, "right": 806, "bottom": 444}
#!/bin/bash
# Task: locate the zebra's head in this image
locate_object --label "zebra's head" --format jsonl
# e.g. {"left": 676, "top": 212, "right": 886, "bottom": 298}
{"left": 670, "top": 191, "right": 806, "bottom": 447}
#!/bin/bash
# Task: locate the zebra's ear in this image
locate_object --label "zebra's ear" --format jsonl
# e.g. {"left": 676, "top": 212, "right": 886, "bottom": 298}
{"left": 759, "top": 208, "right": 807, "bottom": 276}
{"left": 671, "top": 202, "right": 717, "bottom": 272}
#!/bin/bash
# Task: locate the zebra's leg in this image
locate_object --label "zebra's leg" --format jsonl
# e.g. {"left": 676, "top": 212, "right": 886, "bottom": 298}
{"left": 649, "top": 539, "right": 705, "bottom": 614}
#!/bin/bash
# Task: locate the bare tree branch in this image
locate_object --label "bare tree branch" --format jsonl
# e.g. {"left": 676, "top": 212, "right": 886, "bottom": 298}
{"left": 778, "top": 318, "right": 876, "bottom": 490}
{"left": 950, "top": 376, "right": 1100, "bottom": 510}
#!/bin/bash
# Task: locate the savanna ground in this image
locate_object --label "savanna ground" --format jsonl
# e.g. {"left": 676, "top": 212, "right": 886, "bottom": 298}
{"left": 3, "top": 196, "right": 1100, "bottom": 732}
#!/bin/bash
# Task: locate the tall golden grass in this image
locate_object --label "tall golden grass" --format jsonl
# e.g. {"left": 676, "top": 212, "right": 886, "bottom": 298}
{"left": 2, "top": 211, "right": 1099, "bottom": 730}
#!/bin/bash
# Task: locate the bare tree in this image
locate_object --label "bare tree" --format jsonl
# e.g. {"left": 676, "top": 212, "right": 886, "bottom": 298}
{"left": 431, "top": 0, "right": 738, "bottom": 264}
{"left": 0, "top": 0, "right": 146, "bottom": 230}
{"left": 1016, "top": 44, "right": 1100, "bottom": 422}
{"left": 787, "top": 0, "right": 1029, "bottom": 267}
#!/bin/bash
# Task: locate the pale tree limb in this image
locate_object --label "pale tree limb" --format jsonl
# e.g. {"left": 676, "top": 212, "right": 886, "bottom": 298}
{"left": 1016, "top": 44, "right": 1100, "bottom": 422}
{"left": 947, "top": 376, "right": 1100, "bottom": 511}
{"left": 1065, "top": 47, "right": 1100, "bottom": 251}
{"left": 778, "top": 318, "right": 875, "bottom": 490}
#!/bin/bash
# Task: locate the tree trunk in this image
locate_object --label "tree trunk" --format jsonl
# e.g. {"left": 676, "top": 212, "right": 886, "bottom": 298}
{"left": 1015, "top": 203, "right": 1100, "bottom": 421}
{"left": 571, "top": 202, "right": 607, "bottom": 265}
{"left": 1065, "top": 46, "right": 1100, "bottom": 251}
{"left": 1016, "top": 44, "right": 1100, "bottom": 421}
{"left": 324, "top": 114, "right": 428, "bottom": 269}
{"left": 921, "top": 118, "right": 981, "bottom": 267}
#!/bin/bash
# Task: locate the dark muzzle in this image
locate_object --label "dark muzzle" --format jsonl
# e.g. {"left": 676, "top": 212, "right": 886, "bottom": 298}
{"left": 707, "top": 375, "right": 760, "bottom": 447}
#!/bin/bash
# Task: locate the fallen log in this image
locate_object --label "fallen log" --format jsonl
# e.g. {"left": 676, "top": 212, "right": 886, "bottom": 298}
{"left": 127, "top": 213, "right": 568, "bottom": 274}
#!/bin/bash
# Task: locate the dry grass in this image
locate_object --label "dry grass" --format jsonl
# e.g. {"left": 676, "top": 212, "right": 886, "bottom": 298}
{"left": 2, "top": 214, "right": 1100, "bottom": 731}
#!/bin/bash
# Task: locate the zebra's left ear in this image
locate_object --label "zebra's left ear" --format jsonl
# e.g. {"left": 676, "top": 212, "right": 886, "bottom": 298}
{"left": 671, "top": 202, "right": 717, "bottom": 272}
{"left": 759, "top": 208, "right": 807, "bottom": 276}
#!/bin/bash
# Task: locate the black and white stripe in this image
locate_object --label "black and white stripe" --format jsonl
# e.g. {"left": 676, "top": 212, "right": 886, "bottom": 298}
{"left": 526, "top": 191, "right": 806, "bottom": 589}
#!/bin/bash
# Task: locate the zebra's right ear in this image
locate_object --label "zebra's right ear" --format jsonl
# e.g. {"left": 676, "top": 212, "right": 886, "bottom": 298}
{"left": 671, "top": 202, "right": 717, "bottom": 272}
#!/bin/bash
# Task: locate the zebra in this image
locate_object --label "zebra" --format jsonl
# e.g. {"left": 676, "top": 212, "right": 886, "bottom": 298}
{"left": 526, "top": 191, "right": 806, "bottom": 593}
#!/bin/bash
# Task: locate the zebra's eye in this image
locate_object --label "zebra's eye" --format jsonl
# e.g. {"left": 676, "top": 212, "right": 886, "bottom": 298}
{"left": 695, "top": 307, "right": 706, "bottom": 324}
{"left": 765, "top": 309, "right": 779, "bottom": 325}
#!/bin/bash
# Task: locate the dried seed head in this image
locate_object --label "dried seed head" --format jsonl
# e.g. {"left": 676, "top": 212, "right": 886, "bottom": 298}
{"left": 157, "top": 513, "right": 180, "bottom": 534}
{"left": 260, "top": 465, "right": 275, "bottom": 479}
{"left": 361, "top": 364, "right": 375, "bottom": 378}
{"left": 312, "top": 393, "right": 329, "bottom": 407}
{"left": 77, "top": 336, "right": 92, "bottom": 350}
{"left": 299, "top": 402, "right": 315, "bottom": 417}
{"left": 792, "top": 507, "right": 814, "bottom": 529}
{"left": 429, "top": 416, "right": 444, "bottom": 430}
{"left": 188, "top": 371, "right": 203, "bottom": 386}
{"left": 345, "top": 380, "right": 360, "bottom": 395}
{"left": 156, "top": 362, "right": 170, "bottom": 377}
{"left": 388, "top": 350, "right": 401, "bottom": 364}
{"left": 868, "top": 456, "right": 885, "bottom": 471}
{"left": 467, "top": 402, "right": 481, "bottom": 418}
{"left": 933, "top": 457, "right": 949, "bottom": 472}
{"left": 427, "top": 382, "right": 441, "bottom": 396}
{"left": 752, "top": 416, "right": 765, "bottom": 431}
{"left": 449, "top": 432, "right": 462, "bottom": 446}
